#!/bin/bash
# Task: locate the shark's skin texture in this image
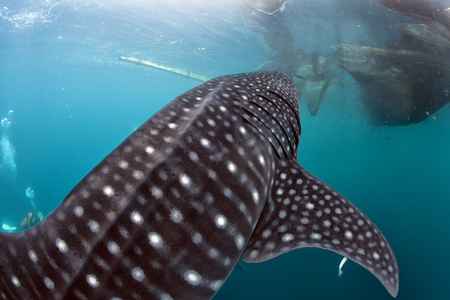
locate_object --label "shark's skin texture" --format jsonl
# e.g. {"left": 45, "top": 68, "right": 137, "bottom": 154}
{"left": 0, "top": 72, "right": 398, "bottom": 299}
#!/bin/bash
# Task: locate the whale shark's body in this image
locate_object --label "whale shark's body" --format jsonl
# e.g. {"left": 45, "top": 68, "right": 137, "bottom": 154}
{"left": 0, "top": 72, "right": 398, "bottom": 299}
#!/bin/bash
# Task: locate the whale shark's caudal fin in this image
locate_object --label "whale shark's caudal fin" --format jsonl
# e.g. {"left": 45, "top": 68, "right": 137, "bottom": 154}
{"left": 242, "top": 159, "right": 399, "bottom": 297}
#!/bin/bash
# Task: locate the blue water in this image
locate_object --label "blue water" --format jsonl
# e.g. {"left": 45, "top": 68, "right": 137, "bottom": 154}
{"left": 1, "top": 0, "right": 449, "bottom": 299}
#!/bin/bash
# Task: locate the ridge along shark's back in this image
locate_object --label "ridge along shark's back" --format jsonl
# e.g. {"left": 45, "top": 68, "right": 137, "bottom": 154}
{"left": 0, "top": 72, "right": 398, "bottom": 299}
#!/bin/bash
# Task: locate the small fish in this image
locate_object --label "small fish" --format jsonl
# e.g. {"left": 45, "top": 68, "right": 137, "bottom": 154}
{"left": 0, "top": 72, "right": 398, "bottom": 299}
{"left": 339, "top": 257, "right": 348, "bottom": 277}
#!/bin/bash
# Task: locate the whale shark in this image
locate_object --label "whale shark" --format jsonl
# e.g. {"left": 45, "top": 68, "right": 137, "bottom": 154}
{"left": 0, "top": 71, "right": 398, "bottom": 299}
{"left": 380, "top": 0, "right": 450, "bottom": 42}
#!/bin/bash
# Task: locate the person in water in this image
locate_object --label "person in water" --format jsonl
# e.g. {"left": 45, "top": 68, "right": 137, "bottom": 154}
{"left": 1, "top": 211, "right": 44, "bottom": 232}
{"left": 20, "top": 211, "right": 44, "bottom": 230}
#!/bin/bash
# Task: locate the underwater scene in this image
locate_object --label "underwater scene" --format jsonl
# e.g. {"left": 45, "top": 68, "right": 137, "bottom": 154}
{"left": 0, "top": 0, "right": 449, "bottom": 299}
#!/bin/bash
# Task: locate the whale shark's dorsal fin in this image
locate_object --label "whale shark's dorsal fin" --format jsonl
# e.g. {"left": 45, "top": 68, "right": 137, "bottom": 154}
{"left": 242, "top": 159, "right": 399, "bottom": 297}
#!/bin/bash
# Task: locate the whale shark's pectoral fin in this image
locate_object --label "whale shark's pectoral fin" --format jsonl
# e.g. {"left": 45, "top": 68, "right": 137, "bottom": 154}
{"left": 241, "top": 159, "right": 399, "bottom": 297}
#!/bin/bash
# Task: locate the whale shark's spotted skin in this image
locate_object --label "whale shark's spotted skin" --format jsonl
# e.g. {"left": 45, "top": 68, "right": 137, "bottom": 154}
{"left": 0, "top": 72, "right": 398, "bottom": 299}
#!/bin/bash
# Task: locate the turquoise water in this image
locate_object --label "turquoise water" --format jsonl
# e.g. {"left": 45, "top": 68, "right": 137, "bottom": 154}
{"left": 1, "top": 0, "right": 449, "bottom": 299}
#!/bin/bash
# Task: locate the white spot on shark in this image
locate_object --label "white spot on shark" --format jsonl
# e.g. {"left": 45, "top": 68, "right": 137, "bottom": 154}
{"left": 311, "top": 233, "right": 322, "bottom": 240}
{"left": 88, "top": 220, "right": 100, "bottom": 233}
{"left": 210, "top": 280, "right": 224, "bottom": 291}
{"left": 81, "top": 189, "right": 90, "bottom": 199}
{"left": 28, "top": 250, "right": 38, "bottom": 263}
{"left": 118, "top": 160, "right": 129, "bottom": 169}
{"left": 86, "top": 274, "right": 99, "bottom": 287}
{"left": 11, "top": 276, "right": 20, "bottom": 287}
{"left": 103, "top": 186, "right": 114, "bottom": 197}
{"left": 44, "top": 277, "right": 55, "bottom": 290}
{"left": 151, "top": 186, "right": 162, "bottom": 198}
{"left": 131, "top": 212, "right": 143, "bottom": 224}
{"left": 227, "top": 162, "right": 237, "bottom": 173}
{"left": 235, "top": 235, "right": 245, "bottom": 249}
{"left": 170, "top": 209, "right": 183, "bottom": 223}
{"left": 345, "top": 231, "right": 353, "bottom": 239}
{"left": 262, "top": 229, "right": 271, "bottom": 238}
{"left": 282, "top": 233, "right": 294, "bottom": 242}
{"left": 74, "top": 206, "right": 84, "bottom": 217}
{"left": 163, "top": 136, "right": 173, "bottom": 143}
{"left": 107, "top": 241, "right": 120, "bottom": 255}
{"left": 188, "top": 151, "right": 199, "bottom": 161}
{"left": 148, "top": 233, "right": 163, "bottom": 248}
{"left": 132, "top": 267, "right": 145, "bottom": 282}
{"left": 185, "top": 270, "right": 201, "bottom": 285}
{"left": 200, "top": 138, "right": 210, "bottom": 148}
{"left": 252, "top": 191, "right": 259, "bottom": 204}
{"left": 124, "top": 146, "right": 132, "bottom": 153}
{"left": 55, "top": 238, "right": 68, "bottom": 253}
{"left": 215, "top": 214, "right": 227, "bottom": 228}
{"left": 209, "top": 248, "right": 219, "bottom": 259}
{"left": 192, "top": 232, "right": 202, "bottom": 244}
{"left": 145, "top": 146, "right": 155, "bottom": 154}
{"left": 133, "top": 170, "right": 144, "bottom": 180}
{"left": 179, "top": 174, "right": 191, "bottom": 187}
{"left": 258, "top": 154, "right": 265, "bottom": 165}
{"left": 306, "top": 202, "right": 314, "bottom": 210}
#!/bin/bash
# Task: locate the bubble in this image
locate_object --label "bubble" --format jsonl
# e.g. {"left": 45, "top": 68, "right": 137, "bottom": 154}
{"left": 26, "top": 188, "right": 36, "bottom": 208}
{"left": 0, "top": 110, "right": 17, "bottom": 181}
{"left": 26, "top": 188, "right": 35, "bottom": 199}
